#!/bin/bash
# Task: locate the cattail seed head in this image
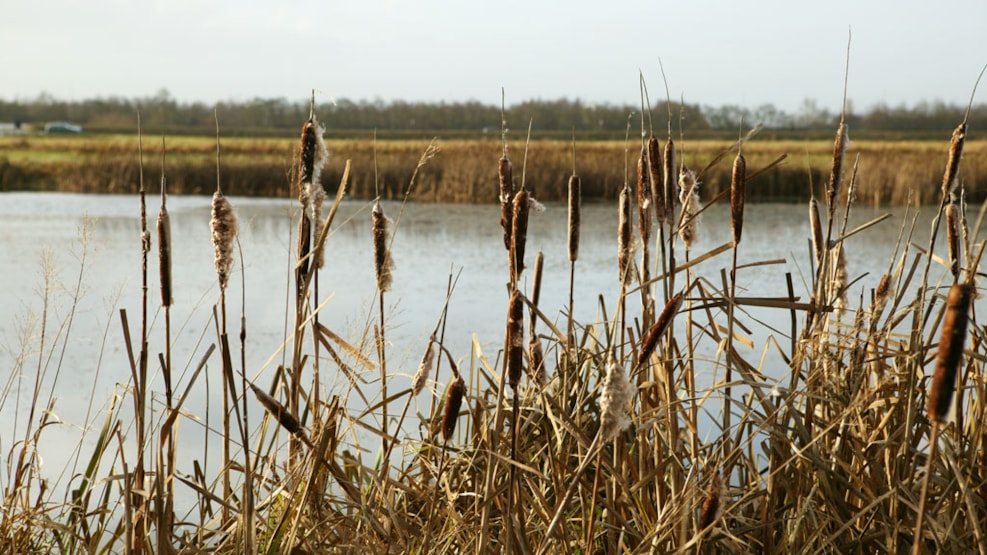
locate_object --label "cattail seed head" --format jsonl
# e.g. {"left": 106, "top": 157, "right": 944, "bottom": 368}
{"left": 637, "top": 145, "right": 653, "bottom": 244}
{"left": 507, "top": 289, "right": 525, "bottom": 389}
{"left": 648, "top": 136, "right": 666, "bottom": 224}
{"left": 663, "top": 139, "right": 677, "bottom": 226}
{"left": 928, "top": 282, "right": 975, "bottom": 422}
{"left": 810, "top": 198, "right": 824, "bottom": 264}
{"left": 873, "top": 272, "right": 891, "bottom": 317}
{"left": 411, "top": 337, "right": 436, "bottom": 397}
{"left": 441, "top": 376, "right": 466, "bottom": 442}
{"left": 942, "top": 123, "right": 966, "bottom": 197}
{"left": 210, "top": 190, "right": 238, "bottom": 291}
{"left": 678, "top": 166, "right": 701, "bottom": 251}
{"left": 372, "top": 200, "right": 394, "bottom": 292}
{"left": 698, "top": 471, "right": 724, "bottom": 532}
{"left": 511, "top": 189, "right": 530, "bottom": 280}
{"left": 946, "top": 202, "right": 961, "bottom": 280}
{"left": 637, "top": 292, "right": 684, "bottom": 368}
{"left": 618, "top": 184, "right": 635, "bottom": 285}
{"left": 250, "top": 381, "right": 308, "bottom": 444}
{"left": 528, "top": 336, "right": 548, "bottom": 388}
{"left": 731, "top": 152, "right": 746, "bottom": 245}
{"left": 157, "top": 180, "right": 172, "bottom": 307}
{"left": 830, "top": 243, "right": 849, "bottom": 320}
{"left": 599, "top": 350, "right": 633, "bottom": 442}
{"left": 499, "top": 157, "right": 515, "bottom": 251}
{"left": 310, "top": 185, "right": 327, "bottom": 269}
{"left": 827, "top": 122, "right": 849, "bottom": 214}
{"left": 297, "top": 212, "right": 311, "bottom": 280}
{"left": 298, "top": 117, "right": 329, "bottom": 190}
{"left": 567, "top": 175, "right": 581, "bottom": 262}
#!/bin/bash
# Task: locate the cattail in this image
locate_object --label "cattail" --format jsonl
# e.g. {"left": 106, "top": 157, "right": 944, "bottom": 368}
{"left": 618, "top": 184, "right": 634, "bottom": 285}
{"left": 637, "top": 291, "right": 684, "bottom": 368}
{"left": 648, "top": 136, "right": 666, "bottom": 224}
{"left": 567, "top": 174, "right": 581, "bottom": 262}
{"left": 599, "top": 350, "right": 633, "bottom": 442}
{"left": 946, "top": 202, "right": 961, "bottom": 280}
{"left": 827, "top": 122, "right": 849, "bottom": 214}
{"left": 730, "top": 152, "right": 746, "bottom": 245}
{"left": 928, "top": 282, "right": 975, "bottom": 422}
{"left": 528, "top": 336, "right": 548, "bottom": 388}
{"left": 507, "top": 289, "right": 525, "bottom": 389}
{"left": 441, "top": 376, "right": 467, "bottom": 442}
{"left": 873, "top": 272, "right": 891, "bottom": 317}
{"left": 499, "top": 156, "right": 515, "bottom": 251}
{"left": 663, "top": 139, "right": 677, "bottom": 226}
{"left": 697, "top": 471, "right": 724, "bottom": 532}
{"left": 210, "top": 190, "right": 238, "bottom": 291}
{"left": 299, "top": 117, "right": 329, "bottom": 190}
{"left": 297, "top": 212, "right": 311, "bottom": 280}
{"left": 942, "top": 123, "right": 966, "bottom": 197}
{"left": 157, "top": 178, "right": 172, "bottom": 307}
{"left": 637, "top": 144, "right": 653, "bottom": 244}
{"left": 831, "top": 243, "right": 848, "bottom": 320}
{"left": 310, "top": 185, "right": 327, "bottom": 269}
{"left": 511, "top": 189, "right": 530, "bottom": 280}
{"left": 411, "top": 336, "right": 436, "bottom": 397}
{"left": 372, "top": 200, "right": 394, "bottom": 292}
{"left": 678, "top": 166, "right": 701, "bottom": 251}
{"left": 250, "top": 381, "right": 309, "bottom": 445}
{"left": 810, "top": 198, "right": 824, "bottom": 263}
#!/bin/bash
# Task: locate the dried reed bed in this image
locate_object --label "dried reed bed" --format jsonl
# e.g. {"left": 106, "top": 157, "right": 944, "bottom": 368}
{"left": 4, "top": 135, "right": 987, "bottom": 205}
{"left": 4, "top": 105, "right": 987, "bottom": 555}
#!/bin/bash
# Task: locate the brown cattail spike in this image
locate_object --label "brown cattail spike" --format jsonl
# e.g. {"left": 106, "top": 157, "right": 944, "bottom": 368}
{"left": 663, "top": 139, "right": 677, "bottom": 225}
{"left": 210, "top": 190, "right": 238, "bottom": 291}
{"left": 507, "top": 290, "right": 525, "bottom": 389}
{"left": 372, "top": 200, "right": 394, "bottom": 292}
{"left": 637, "top": 292, "right": 685, "bottom": 368}
{"left": 942, "top": 123, "right": 966, "bottom": 197}
{"left": 928, "top": 282, "right": 975, "bottom": 422}
{"left": 648, "top": 136, "right": 666, "bottom": 223}
{"left": 827, "top": 122, "right": 849, "bottom": 214}
{"left": 511, "top": 189, "right": 530, "bottom": 280}
{"left": 411, "top": 337, "right": 436, "bottom": 397}
{"left": 698, "top": 471, "right": 723, "bottom": 532}
{"left": 250, "top": 381, "right": 308, "bottom": 444}
{"left": 731, "top": 152, "right": 746, "bottom": 245}
{"left": 499, "top": 156, "right": 515, "bottom": 251}
{"left": 637, "top": 144, "right": 653, "bottom": 244}
{"left": 678, "top": 167, "right": 701, "bottom": 251}
{"left": 441, "top": 376, "right": 466, "bottom": 441}
{"left": 810, "top": 198, "right": 824, "bottom": 264}
{"left": 567, "top": 175, "right": 581, "bottom": 262}
{"left": 618, "top": 184, "right": 634, "bottom": 285}
{"left": 946, "top": 202, "right": 961, "bottom": 280}
{"left": 157, "top": 177, "right": 172, "bottom": 307}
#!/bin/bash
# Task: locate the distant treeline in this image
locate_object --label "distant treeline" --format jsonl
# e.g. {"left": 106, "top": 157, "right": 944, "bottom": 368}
{"left": 2, "top": 89, "right": 986, "bottom": 138}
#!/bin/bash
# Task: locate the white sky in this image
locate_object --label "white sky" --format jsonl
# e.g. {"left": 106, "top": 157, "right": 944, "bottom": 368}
{"left": 2, "top": 0, "right": 986, "bottom": 114}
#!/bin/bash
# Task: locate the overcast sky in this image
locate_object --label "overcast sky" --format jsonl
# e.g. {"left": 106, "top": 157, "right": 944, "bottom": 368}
{"left": 2, "top": 0, "right": 985, "bottom": 114}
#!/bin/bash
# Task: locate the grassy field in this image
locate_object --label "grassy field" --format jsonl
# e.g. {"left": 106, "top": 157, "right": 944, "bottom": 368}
{"left": 2, "top": 133, "right": 985, "bottom": 206}
{"left": 2, "top": 114, "right": 987, "bottom": 553}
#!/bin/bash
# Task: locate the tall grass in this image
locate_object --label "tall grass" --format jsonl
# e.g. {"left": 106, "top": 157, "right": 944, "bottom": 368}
{"left": 3, "top": 76, "right": 987, "bottom": 555}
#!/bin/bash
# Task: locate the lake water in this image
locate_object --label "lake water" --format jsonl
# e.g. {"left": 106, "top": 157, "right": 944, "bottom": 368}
{"left": 0, "top": 191, "right": 956, "bottom": 506}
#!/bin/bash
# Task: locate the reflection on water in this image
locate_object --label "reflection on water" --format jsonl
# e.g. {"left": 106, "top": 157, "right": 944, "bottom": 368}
{"left": 0, "top": 191, "right": 956, "bottom": 503}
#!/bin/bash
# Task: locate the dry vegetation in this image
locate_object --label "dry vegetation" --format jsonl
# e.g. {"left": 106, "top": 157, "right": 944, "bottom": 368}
{"left": 2, "top": 134, "right": 986, "bottom": 206}
{"left": 3, "top": 94, "right": 987, "bottom": 555}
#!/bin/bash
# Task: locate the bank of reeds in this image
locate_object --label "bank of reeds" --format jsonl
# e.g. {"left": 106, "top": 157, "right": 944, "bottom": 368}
{"left": 3, "top": 90, "right": 987, "bottom": 554}
{"left": 3, "top": 135, "right": 987, "bottom": 205}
